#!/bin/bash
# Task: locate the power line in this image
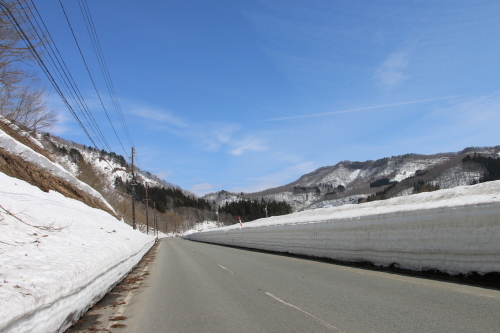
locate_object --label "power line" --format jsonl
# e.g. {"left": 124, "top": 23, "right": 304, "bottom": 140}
{"left": 58, "top": 0, "right": 129, "bottom": 158}
{"left": 3, "top": 1, "right": 135, "bottom": 175}
{"left": 78, "top": 0, "right": 134, "bottom": 148}
{"left": 0, "top": 1, "right": 100, "bottom": 149}
{"left": 18, "top": 0, "right": 112, "bottom": 152}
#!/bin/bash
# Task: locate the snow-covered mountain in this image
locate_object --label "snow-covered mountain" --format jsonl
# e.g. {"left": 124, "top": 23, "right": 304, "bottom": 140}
{"left": 206, "top": 148, "right": 500, "bottom": 212}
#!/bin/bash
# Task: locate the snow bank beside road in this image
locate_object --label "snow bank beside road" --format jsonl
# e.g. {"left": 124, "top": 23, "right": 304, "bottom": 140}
{"left": 186, "top": 181, "right": 500, "bottom": 275}
{"left": 0, "top": 173, "right": 155, "bottom": 333}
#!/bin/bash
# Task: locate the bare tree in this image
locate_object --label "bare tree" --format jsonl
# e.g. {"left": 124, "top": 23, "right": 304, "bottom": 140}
{"left": 4, "top": 83, "right": 56, "bottom": 130}
{"left": 0, "top": 0, "right": 56, "bottom": 130}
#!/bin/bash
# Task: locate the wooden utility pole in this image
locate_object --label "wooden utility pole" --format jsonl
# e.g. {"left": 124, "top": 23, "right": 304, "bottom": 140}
{"left": 153, "top": 202, "right": 158, "bottom": 240}
{"left": 131, "top": 147, "right": 136, "bottom": 230}
{"left": 144, "top": 185, "right": 150, "bottom": 235}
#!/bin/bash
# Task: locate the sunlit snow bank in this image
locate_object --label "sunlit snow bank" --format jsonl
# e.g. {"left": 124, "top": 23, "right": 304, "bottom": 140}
{"left": 186, "top": 181, "right": 500, "bottom": 275}
{"left": 183, "top": 220, "right": 220, "bottom": 236}
{"left": 0, "top": 173, "right": 155, "bottom": 333}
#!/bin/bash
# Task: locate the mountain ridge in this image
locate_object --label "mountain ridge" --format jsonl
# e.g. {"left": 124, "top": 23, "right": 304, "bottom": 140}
{"left": 204, "top": 146, "right": 500, "bottom": 212}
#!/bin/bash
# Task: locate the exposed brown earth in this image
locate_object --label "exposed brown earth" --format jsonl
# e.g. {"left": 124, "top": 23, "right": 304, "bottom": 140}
{"left": 0, "top": 122, "right": 117, "bottom": 217}
{"left": 0, "top": 119, "right": 53, "bottom": 161}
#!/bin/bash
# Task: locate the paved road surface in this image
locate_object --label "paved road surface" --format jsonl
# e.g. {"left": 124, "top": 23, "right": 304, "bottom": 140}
{"left": 120, "top": 238, "right": 500, "bottom": 333}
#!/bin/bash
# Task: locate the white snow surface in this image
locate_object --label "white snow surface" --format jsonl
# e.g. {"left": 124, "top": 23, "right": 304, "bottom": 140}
{"left": 0, "top": 127, "right": 115, "bottom": 214}
{"left": 387, "top": 157, "right": 449, "bottom": 182}
{"left": 186, "top": 181, "right": 500, "bottom": 275}
{"left": 183, "top": 220, "right": 221, "bottom": 236}
{"left": 304, "top": 194, "right": 367, "bottom": 210}
{"left": 0, "top": 172, "right": 155, "bottom": 333}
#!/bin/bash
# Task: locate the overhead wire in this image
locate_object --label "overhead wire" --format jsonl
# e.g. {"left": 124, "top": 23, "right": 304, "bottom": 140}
{"left": 6, "top": 1, "right": 132, "bottom": 174}
{"left": 0, "top": 1, "right": 100, "bottom": 149}
{"left": 3, "top": 1, "right": 142, "bottom": 220}
{"left": 18, "top": 0, "right": 111, "bottom": 152}
{"left": 57, "top": 0, "right": 129, "bottom": 158}
{"left": 78, "top": 0, "right": 134, "bottom": 148}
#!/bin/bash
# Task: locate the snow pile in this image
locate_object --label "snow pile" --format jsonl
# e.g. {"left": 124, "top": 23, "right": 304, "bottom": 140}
{"left": 183, "top": 220, "right": 220, "bottom": 236}
{"left": 0, "top": 172, "right": 155, "bottom": 333}
{"left": 0, "top": 127, "right": 115, "bottom": 214}
{"left": 186, "top": 181, "right": 500, "bottom": 275}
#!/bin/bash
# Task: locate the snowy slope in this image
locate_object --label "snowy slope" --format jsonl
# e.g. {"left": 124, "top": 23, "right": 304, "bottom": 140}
{"left": 0, "top": 118, "right": 155, "bottom": 332}
{"left": 0, "top": 172, "right": 155, "bottom": 333}
{"left": 0, "top": 126, "right": 115, "bottom": 214}
{"left": 186, "top": 181, "right": 500, "bottom": 275}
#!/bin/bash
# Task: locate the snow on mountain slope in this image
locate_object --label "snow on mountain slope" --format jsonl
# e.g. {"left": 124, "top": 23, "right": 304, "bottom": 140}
{"left": 204, "top": 191, "right": 241, "bottom": 207}
{"left": 386, "top": 157, "right": 450, "bottom": 182}
{"left": 0, "top": 117, "right": 155, "bottom": 332}
{"left": 230, "top": 149, "right": 499, "bottom": 213}
{"left": 186, "top": 181, "right": 500, "bottom": 275}
{"left": 0, "top": 126, "right": 115, "bottom": 214}
{"left": 0, "top": 172, "right": 155, "bottom": 333}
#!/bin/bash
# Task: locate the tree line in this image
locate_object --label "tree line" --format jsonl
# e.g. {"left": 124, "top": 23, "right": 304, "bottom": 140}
{"left": 218, "top": 199, "right": 292, "bottom": 222}
{"left": 462, "top": 154, "right": 500, "bottom": 183}
{"left": 117, "top": 179, "right": 212, "bottom": 213}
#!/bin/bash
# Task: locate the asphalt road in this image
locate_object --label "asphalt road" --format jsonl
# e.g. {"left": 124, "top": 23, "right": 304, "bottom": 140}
{"left": 119, "top": 238, "right": 500, "bottom": 333}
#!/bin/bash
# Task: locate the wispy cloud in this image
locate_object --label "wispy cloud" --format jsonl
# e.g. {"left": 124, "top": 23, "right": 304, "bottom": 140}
{"left": 124, "top": 101, "right": 269, "bottom": 157}
{"left": 186, "top": 122, "right": 268, "bottom": 156}
{"left": 264, "top": 97, "right": 454, "bottom": 121}
{"left": 373, "top": 51, "right": 410, "bottom": 90}
{"left": 427, "top": 91, "right": 500, "bottom": 141}
{"left": 231, "top": 161, "right": 316, "bottom": 193}
{"left": 126, "top": 104, "right": 187, "bottom": 127}
{"left": 155, "top": 171, "right": 173, "bottom": 181}
{"left": 199, "top": 124, "right": 239, "bottom": 151}
{"left": 190, "top": 182, "right": 217, "bottom": 196}
{"left": 230, "top": 137, "right": 267, "bottom": 156}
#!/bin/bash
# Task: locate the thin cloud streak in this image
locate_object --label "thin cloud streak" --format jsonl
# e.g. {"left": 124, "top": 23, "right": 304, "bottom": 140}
{"left": 264, "top": 97, "right": 455, "bottom": 122}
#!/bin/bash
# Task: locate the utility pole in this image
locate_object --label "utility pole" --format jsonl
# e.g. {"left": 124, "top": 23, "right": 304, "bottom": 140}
{"left": 154, "top": 202, "right": 158, "bottom": 240}
{"left": 131, "top": 147, "right": 136, "bottom": 230}
{"left": 144, "top": 185, "right": 150, "bottom": 235}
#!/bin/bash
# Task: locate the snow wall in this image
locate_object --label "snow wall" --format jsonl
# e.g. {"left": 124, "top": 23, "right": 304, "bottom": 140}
{"left": 186, "top": 182, "right": 500, "bottom": 275}
{"left": 0, "top": 172, "right": 155, "bottom": 333}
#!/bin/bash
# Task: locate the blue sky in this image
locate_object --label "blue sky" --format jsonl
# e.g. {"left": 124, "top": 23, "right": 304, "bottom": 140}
{"left": 34, "top": 0, "right": 500, "bottom": 195}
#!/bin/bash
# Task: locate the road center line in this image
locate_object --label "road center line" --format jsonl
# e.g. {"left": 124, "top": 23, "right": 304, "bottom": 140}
{"left": 265, "top": 292, "right": 344, "bottom": 332}
{"left": 218, "top": 264, "right": 234, "bottom": 274}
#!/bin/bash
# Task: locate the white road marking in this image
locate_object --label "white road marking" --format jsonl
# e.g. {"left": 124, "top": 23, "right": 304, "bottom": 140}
{"left": 217, "top": 264, "right": 234, "bottom": 274}
{"left": 265, "top": 292, "right": 344, "bottom": 332}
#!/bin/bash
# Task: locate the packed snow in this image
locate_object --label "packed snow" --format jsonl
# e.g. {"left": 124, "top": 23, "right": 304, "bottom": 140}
{"left": 186, "top": 181, "right": 500, "bottom": 275}
{"left": 0, "top": 126, "right": 115, "bottom": 214}
{"left": 183, "top": 220, "right": 221, "bottom": 236}
{"left": 0, "top": 122, "right": 155, "bottom": 332}
{"left": 0, "top": 172, "right": 155, "bottom": 332}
